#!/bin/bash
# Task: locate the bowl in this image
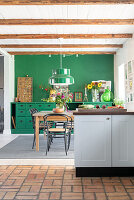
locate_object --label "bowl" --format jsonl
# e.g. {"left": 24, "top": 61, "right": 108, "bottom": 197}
{"left": 53, "top": 108, "right": 64, "bottom": 113}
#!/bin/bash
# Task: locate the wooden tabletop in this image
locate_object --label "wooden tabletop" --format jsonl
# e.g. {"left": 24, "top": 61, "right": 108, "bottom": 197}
{"left": 33, "top": 111, "right": 74, "bottom": 117}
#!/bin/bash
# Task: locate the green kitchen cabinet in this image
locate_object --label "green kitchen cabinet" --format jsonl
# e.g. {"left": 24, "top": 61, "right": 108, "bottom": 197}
{"left": 11, "top": 102, "right": 56, "bottom": 134}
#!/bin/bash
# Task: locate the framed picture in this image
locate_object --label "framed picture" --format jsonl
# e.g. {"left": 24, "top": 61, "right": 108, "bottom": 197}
{"left": 128, "top": 61, "right": 132, "bottom": 74}
{"left": 74, "top": 92, "right": 83, "bottom": 102}
{"left": 130, "top": 93, "right": 133, "bottom": 101}
{"left": 128, "top": 77, "right": 133, "bottom": 90}
{"left": 132, "top": 60, "right": 134, "bottom": 73}
{"left": 125, "top": 64, "right": 128, "bottom": 80}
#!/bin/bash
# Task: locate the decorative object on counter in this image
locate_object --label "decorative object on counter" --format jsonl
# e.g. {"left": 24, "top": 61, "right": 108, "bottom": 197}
{"left": 87, "top": 82, "right": 102, "bottom": 102}
{"left": 49, "top": 89, "right": 56, "bottom": 102}
{"left": 78, "top": 104, "right": 94, "bottom": 109}
{"left": 17, "top": 77, "right": 33, "bottom": 102}
{"left": 53, "top": 107, "right": 64, "bottom": 113}
{"left": 92, "top": 88, "right": 99, "bottom": 102}
{"left": 49, "top": 38, "right": 74, "bottom": 86}
{"left": 102, "top": 105, "right": 106, "bottom": 109}
{"left": 114, "top": 98, "right": 124, "bottom": 107}
{"left": 55, "top": 92, "right": 73, "bottom": 110}
{"left": 101, "top": 87, "right": 113, "bottom": 102}
{"left": 94, "top": 80, "right": 111, "bottom": 101}
{"left": 74, "top": 92, "right": 83, "bottom": 102}
{"left": 83, "top": 85, "right": 88, "bottom": 102}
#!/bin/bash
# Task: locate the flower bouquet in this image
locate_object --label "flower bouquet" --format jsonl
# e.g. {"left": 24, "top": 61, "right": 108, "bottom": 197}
{"left": 87, "top": 82, "right": 102, "bottom": 102}
{"left": 87, "top": 82, "right": 102, "bottom": 90}
{"left": 55, "top": 92, "right": 73, "bottom": 109}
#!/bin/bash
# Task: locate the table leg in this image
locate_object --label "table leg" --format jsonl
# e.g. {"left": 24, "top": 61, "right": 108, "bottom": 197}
{"left": 35, "top": 116, "right": 39, "bottom": 151}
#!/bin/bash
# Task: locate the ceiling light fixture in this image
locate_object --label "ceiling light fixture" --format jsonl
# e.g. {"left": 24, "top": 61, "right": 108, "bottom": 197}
{"left": 49, "top": 39, "right": 74, "bottom": 86}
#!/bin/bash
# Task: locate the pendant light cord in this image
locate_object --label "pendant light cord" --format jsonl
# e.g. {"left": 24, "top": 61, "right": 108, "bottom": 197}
{"left": 59, "top": 38, "right": 62, "bottom": 69}
{"left": 60, "top": 52, "right": 62, "bottom": 69}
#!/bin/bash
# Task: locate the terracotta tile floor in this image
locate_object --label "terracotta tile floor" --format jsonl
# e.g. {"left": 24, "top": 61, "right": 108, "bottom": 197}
{"left": 0, "top": 166, "right": 134, "bottom": 200}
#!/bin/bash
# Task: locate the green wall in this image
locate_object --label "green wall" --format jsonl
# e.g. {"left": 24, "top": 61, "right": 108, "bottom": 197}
{"left": 15, "top": 54, "right": 114, "bottom": 102}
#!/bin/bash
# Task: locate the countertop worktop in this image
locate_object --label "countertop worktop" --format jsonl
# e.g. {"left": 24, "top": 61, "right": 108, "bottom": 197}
{"left": 73, "top": 110, "right": 134, "bottom": 115}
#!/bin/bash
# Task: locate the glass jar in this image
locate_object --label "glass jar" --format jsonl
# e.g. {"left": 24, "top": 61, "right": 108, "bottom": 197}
{"left": 92, "top": 89, "right": 99, "bottom": 102}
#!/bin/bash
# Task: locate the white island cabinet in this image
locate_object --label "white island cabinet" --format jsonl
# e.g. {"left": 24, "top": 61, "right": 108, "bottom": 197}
{"left": 112, "top": 115, "right": 134, "bottom": 167}
{"left": 73, "top": 112, "right": 134, "bottom": 177}
{"left": 74, "top": 115, "right": 111, "bottom": 167}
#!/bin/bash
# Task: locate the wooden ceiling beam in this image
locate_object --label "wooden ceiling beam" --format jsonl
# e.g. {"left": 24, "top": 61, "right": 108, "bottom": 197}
{"left": 0, "top": 0, "right": 133, "bottom": 5}
{"left": 9, "top": 51, "right": 116, "bottom": 55}
{"left": 0, "top": 34, "right": 132, "bottom": 39}
{"left": 0, "top": 44, "right": 123, "bottom": 48}
{"left": 0, "top": 19, "right": 134, "bottom": 25}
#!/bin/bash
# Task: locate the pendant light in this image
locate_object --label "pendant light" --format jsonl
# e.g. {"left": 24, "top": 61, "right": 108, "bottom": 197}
{"left": 49, "top": 39, "right": 74, "bottom": 86}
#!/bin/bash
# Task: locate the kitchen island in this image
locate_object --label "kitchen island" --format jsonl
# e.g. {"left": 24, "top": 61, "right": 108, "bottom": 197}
{"left": 73, "top": 110, "right": 134, "bottom": 177}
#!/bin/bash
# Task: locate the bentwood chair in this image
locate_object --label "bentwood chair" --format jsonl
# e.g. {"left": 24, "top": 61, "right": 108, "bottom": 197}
{"left": 43, "top": 114, "right": 73, "bottom": 155}
{"left": 29, "top": 108, "right": 44, "bottom": 149}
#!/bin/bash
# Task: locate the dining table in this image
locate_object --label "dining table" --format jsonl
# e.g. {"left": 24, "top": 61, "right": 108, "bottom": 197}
{"left": 33, "top": 111, "right": 74, "bottom": 151}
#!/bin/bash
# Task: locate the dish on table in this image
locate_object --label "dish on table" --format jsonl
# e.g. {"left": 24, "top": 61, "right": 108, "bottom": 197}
{"left": 78, "top": 104, "right": 94, "bottom": 109}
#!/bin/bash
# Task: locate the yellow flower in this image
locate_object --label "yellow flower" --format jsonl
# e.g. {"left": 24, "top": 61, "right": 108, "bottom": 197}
{"left": 91, "top": 82, "right": 95, "bottom": 86}
{"left": 98, "top": 82, "right": 102, "bottom": 88}
{"left": 87, "top": 84, "right": 92, "bottom": 90}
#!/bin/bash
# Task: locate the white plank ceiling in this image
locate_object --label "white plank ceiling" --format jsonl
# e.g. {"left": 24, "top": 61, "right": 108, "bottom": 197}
{"left": 0, "top": 4, "right": 134, "bottom": 54}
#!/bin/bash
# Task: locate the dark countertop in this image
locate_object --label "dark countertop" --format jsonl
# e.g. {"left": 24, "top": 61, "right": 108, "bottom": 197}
{"left": 73, "top": 110, "right": 134, "bottom": 115}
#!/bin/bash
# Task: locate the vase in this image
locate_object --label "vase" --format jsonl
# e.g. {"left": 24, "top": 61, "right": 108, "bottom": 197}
{"left": 53, "top": 104, "right": 65, "bottom": 113}
{"left": 101, "top": 87, "right": 113, "bottom": 102}
{"left": 92, "top": 89, "right": 99, "bottom": 102}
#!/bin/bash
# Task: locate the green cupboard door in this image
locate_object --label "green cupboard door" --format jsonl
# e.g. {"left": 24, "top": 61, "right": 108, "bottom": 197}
{"left": 25, "top": 117, "right": 33, "bottom": 129}
{"left": 16, "top": 117, "right": 25, "bottom": 129}
{"left": 17, "top": 103, "right": 26, "bottom": 110}
{"left": 36, "top": 103, "right": 46, "bottom": 111}
{"left": 16, "top": 109, "right": 26, "bottom": 116}
{"left": 26, "top": 103, "right": 36, "bottom": 116}
{"left": 44, "top": 103, "right": 56, "bottom": 111}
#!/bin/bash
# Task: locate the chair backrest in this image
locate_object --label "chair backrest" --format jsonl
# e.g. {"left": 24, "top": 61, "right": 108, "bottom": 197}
{"left": 43, "top": 114, "right": 73, "bottom": 131}
{"left": 29, "top": 108, "right": 39, "bottom": 129}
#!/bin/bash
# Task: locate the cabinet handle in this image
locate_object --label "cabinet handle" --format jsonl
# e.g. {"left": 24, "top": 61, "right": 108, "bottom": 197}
{"left": 106, "top": 117, "right": 110, "bottom": 120}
